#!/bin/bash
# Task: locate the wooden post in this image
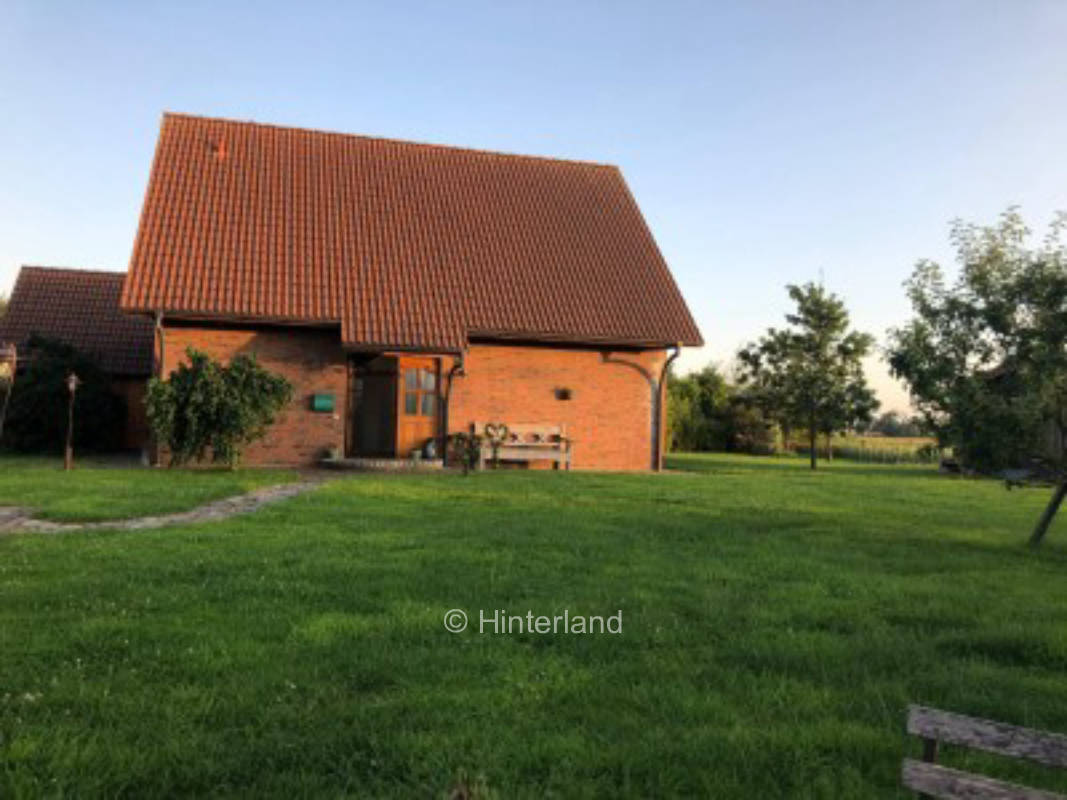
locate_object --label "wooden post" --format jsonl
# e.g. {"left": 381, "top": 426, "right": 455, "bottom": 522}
{"left": 917, "top": 736, "right": 939, "bottom": 800}
{"left": 64, "top": 372, "right": 79, "bottom": 471}
{"left": 1030, "top": 480, "right": 1067, "bottom": 548}
{"left": 921, "top": 737, "right": 938, "bottom": 763}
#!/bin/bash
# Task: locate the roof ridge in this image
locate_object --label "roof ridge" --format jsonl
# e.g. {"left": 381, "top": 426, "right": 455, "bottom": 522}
{"left": 162, "top": 111, "right": 622, "bottom": 171}
{"left": 19, "top": 265, "right": 124, "bottom": 277}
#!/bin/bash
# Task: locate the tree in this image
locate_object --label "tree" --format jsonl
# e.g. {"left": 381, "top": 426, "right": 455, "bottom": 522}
{"left": 666, "top": 365, "right": 778, "bottom": 454}
{"left": 0, "top": 335, "right": 125, "bottom": 453}
{"left": 667, "top": 365, "right": 731, "bottom": 451}
{"left": 146, "top": 348, "right": 293, "bottom": 468}
{"left": 888, "top": 209, "right": 1067, "bottom": 545}
{"left": 737, "top": 283, "right": 878, "bottom": 469}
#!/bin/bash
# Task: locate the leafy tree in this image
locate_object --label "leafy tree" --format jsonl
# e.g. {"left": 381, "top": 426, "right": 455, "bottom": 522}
{"left": 888, "top": 209, "right": 1067, "bottom": 545}
{"left": 725, "top": 401, "right": 779, "bottom": 455}
{"left": 737, "top": 283, "right": 878, "bottom": 469}
{"left": 666, "top": 371, "right": 699, "bottom": 452}
{"left": 147, "top": 348, "right": 293, "bottom": 469}
{"left": 1, "top": 335, "right": 125, "bottom": 453}
{"left": 667, "top": 365, "right": 730, "bottom": 451}
{"left": 667, "top": 365, "right": 779, "bottom": 454}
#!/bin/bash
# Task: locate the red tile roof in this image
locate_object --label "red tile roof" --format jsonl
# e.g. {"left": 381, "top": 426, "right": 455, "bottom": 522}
{"left": 122, "top": 113, "right": 702, "bottom": 351}
{"left": 0, "top": 267, "right": 154, "bottom": 376}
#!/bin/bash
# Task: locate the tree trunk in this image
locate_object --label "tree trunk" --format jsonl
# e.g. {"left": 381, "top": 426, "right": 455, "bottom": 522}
{"left": 826, "top": 431, "right": 833, "bottom": 462}
{"left": 809, "top": 413, "right": 817, "bottom": 470}
{"left": 1029, "top": 480, "right": 1067, "bottom": 548}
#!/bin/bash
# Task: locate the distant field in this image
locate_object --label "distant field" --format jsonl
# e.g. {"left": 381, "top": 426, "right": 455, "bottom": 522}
{"left": 790, "top": 434, "right": 940, "bottom": 463}
{"left": 2, "top": 454, "right": 1066, "bottom": 797}
{"left": 837, "top": 435, "right": 935, "bottom": 451}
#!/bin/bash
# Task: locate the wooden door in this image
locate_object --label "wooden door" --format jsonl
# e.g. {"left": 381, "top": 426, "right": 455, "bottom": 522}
{"left": 396, "top": 357, "right": 440, "bottom": 457}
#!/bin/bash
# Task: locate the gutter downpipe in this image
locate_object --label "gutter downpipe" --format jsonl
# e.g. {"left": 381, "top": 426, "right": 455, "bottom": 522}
{"left": 154, "top": 310, "right": 165, "bottom": 378}
{"left": 151, "top": 310, "right": 164, "bottom": 466}
{"left": 440, "top": 351, "right": 466, "bottom": 466}
{"left": 653, "top": 343, "right": 682, "bottom": 472}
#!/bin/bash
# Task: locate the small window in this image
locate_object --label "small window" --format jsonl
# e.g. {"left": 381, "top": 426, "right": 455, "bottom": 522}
{"left": 401, "top": 363, "right": 438, "bottom": 417}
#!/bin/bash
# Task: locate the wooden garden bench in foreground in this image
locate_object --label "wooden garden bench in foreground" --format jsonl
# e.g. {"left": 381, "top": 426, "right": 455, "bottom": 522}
{"left": 903, "top": 704, "right": 1067, "bottom": 799}
{"left": 472, "top": 422, "right": 571, "bottom": 470}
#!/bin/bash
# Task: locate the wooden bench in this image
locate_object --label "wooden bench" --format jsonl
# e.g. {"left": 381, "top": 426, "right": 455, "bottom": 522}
{"left": 903, "top": 704, "right": 1067, "bottom": 799}
{"left": 471, "top": 422, "right": 571, "bottom": 470}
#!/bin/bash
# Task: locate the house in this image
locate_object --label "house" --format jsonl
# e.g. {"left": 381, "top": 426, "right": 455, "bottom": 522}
{"left": 120, "top": 113, "right": 702, "bottom": 469}
{"left": 0, "top": 266, "right": 154, "bottom": 450}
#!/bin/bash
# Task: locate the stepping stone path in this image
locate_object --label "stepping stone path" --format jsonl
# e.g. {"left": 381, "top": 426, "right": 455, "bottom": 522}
{"left": 0, "top": 480, "right": 323, "bottom": 535}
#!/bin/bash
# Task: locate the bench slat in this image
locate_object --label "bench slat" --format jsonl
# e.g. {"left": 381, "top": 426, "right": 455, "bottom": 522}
{"left": 902, "top": 759, "right": 1067, "bottom": 800}
{"left": 492, "top": 441, "right": 564, "bottom": 448}
{"left": 908, "top": 706, "right": 1067, "bottom": 768}
{"left": 493, "top": 446, "right": 565, "bottom": 461}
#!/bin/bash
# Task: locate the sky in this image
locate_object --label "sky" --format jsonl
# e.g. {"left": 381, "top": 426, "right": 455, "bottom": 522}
{"left": 2, "top": 1, "right": 1066, "bottom": 412}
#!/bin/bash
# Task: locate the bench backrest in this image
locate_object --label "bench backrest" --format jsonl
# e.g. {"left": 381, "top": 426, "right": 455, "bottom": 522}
{"left": 471, "top": 422, "right": 567, "bottom": 445}
{"left": 903, "top": 704, "right": 1067, "bottom": 799}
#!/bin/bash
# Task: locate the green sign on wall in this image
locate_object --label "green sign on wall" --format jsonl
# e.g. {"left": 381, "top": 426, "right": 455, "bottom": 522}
{"left": 310, "top": 393, "right": 335, "bottom": 413}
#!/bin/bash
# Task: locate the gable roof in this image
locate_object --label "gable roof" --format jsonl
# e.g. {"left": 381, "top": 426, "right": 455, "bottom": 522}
{"left": 0, "top": 267, "right": 154, "bottom": 376}
{"left": 121, "top": 113, "right": 702, "bottom": 352}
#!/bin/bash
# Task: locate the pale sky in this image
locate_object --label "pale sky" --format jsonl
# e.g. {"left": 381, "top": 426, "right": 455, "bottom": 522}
{"left": 2, "top": 1, "right": 1066, "bottom": 412}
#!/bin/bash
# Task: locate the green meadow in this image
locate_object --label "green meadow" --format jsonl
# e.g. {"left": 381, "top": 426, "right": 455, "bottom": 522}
{"left": 1, "top": 453, "right": 1066, "bottom": 797}
{"left": 0, "top": 456, "right": 298, "bottom": 522}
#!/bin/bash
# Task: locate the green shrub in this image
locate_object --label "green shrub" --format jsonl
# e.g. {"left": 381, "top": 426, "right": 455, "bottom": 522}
{"left": 1, "top": 335, "right": 125, "bottom": 453}
{"left": 147, "top": 348, "right": 292, "bottom": 468}
{"left": 667, "top": 366, "right": 780, "bottom": 454}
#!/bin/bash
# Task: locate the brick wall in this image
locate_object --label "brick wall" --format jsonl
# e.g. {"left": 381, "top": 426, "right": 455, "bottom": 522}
{"left": 448, "top": 343, "right": 668, "bottom": 471}
{"left": 160, "top": 325, "right": 347, "bottom": 465}
{"left": 112, "top": 377, "right": 149, "bottom": 452}
{"left": 157, "top": 328, "right": 668, "bottom": 470}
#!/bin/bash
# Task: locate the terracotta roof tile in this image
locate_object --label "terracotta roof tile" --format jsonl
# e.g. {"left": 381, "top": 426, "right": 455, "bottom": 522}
{"left": 122, "top": 113, "right": 703, "bottom": 351}
{"left": 0, "top": 267, "right": 154, "bottom": 376}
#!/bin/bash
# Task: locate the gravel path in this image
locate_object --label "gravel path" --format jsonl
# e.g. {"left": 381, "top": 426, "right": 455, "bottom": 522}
{"left": 0, "top": 480, "right": 323, "bottom": 535}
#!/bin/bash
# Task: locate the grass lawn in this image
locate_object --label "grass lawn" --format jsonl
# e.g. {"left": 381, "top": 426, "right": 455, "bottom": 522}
{"left": 2, "top": 454, "right": 1067, "bottom": 797}
{"left": 0, "top": 455, "right": 299, "bottom": 521}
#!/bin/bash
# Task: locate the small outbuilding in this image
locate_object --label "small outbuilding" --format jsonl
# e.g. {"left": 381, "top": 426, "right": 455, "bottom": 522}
{"left": 0, "top": 266, "right": 154, "bottom": 451}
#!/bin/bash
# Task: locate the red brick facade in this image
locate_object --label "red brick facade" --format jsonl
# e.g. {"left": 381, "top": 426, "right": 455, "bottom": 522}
{"left": 160, "top": 325, "right": 348, "bottom": 465}
{"left": 159, "top": 326, "right": 667, "bottom": 470}
{"left": 449, "top": 344, "right": 668, "bottom": 471}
